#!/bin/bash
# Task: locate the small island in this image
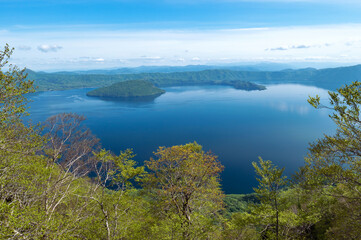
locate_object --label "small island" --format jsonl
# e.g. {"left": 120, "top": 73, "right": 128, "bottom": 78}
{"left": 87, "top": 80, "right": 166, "bottom": 99}
{"left": 218, "top": 80, "right": 266, "bottom": 91}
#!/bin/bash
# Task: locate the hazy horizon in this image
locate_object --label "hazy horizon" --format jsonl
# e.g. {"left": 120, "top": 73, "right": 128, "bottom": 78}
{"left": 29, "top": 61, "right": 360, "bottom": 73}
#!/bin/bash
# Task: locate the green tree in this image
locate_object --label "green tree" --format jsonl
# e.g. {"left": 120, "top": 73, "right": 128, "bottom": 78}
{"left": 0, "top": 44, "right": 41, "bottom": 155}
{"left": 0, "top": 44, "right": 50, "bottom": 238}
{"left": 81, "top": 149, "right": 146, "bottom": 240}
{"left": 303, "top": 81, "right": 361, "bottom": 238}
{"left": 143, "top": 142, "right": 224, "bottom": 240}
{"left": 252, "top": 157, "right": 287, "bottom": 240}
{"left": 228, "top": 158, "right": 316, "bottom": 240}
{"left": 0, "top": 45, "right": 96, "bottom": 239}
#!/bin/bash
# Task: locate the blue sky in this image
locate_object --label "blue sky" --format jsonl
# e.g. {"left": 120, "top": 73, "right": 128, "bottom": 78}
{"left": 2, "top": 0, "right": 361, "bottom": 28}
{"left": 1, "top": 0, "right": 361, "bottom": 70}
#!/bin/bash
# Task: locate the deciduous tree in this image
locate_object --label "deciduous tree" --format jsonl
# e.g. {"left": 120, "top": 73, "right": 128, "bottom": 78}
{"left": 303, "top": 81, "right": 361, "bottom": 238}
{"left": 252, "top": 157, "right": 287, "bottom": 240}
{"left": 143, "top": 142, "right": 224, "bottom": 239}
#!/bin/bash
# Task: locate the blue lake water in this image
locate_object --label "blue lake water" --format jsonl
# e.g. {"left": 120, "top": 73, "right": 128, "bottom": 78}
{"left": 27, "top": 84, "right": 335, "bottom": 193}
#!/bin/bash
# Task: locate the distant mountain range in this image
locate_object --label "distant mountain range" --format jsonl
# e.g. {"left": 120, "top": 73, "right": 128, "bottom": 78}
{"left": 45, "top": 63, "right": 293, "bottom": 75}
{"left": 27, "top": 64, "right": 361, "bottom": 92}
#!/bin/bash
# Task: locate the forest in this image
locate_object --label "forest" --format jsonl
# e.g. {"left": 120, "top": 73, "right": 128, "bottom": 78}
{"left": 86, "top": 80, "right": 166, "bottom": 98}
{"left": 2, "top": 44, "right": 361, "bottom": 239}
{"left": 28, "top": 63, "right": 361, "bottom": 92}
{"left": 29, "top": 69, "right": 267, "bottom": 92}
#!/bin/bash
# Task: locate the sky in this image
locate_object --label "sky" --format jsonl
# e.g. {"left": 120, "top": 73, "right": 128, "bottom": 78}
{"left": 1, "top": 0, "right": 361, "bottom": 71}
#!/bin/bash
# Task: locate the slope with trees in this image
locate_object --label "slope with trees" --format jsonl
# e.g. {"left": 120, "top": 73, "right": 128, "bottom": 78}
{"left": 86, "top": 80, "right": 166, "bottom": 98}
{"left": 28, "top": 64, "right": 361, "bottom": 92}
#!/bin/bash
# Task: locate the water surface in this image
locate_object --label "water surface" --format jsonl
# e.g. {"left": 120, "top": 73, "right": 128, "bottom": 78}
{"left": 28, "top": 84, "right": 335, "bottom": 193}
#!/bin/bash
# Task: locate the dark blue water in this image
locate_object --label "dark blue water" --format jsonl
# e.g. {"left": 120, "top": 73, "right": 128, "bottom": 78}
{"left": 27, "top": 85, "right": 335, "bottom": 193}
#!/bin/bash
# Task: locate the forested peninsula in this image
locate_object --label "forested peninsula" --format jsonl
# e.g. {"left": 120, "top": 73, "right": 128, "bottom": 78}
{"left": 86, "top": 80, "right": 166, "bottom": 98}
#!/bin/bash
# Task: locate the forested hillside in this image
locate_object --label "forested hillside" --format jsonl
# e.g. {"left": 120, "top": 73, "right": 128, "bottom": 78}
{"left": 86, "top": 80, "right": 166, "bottom": 98}
{"left": 29, "top": 64, "right": 361, "bottom": 91}
{"left": 2, "top": 45, "right": 361, "bottom": 239}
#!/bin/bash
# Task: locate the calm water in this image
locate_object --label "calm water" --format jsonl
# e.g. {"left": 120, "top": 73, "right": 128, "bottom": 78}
{"left": 27, "top": 84, "right": 335, "bottom": 193}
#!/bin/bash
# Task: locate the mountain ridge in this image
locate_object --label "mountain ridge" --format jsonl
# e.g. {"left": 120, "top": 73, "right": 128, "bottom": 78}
{"left": 27, "top": 64, "right": 361, "bottom": 91}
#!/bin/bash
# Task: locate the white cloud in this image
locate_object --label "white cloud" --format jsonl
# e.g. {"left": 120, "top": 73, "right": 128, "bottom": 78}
{"left": 37, "top": 44, "right": 63, "bottom": 53}
{"left": 140, "top": 56, "right": 163, "bottom": 60}
{"left": 3, "top": 23, "right": 361, "bottom": 70}
{"left": 267, "top": 44, "right": 312, "bottom": 51}
{"left": 292, "top": 45, "right": 311, "bottom": 49}
{"left": 268, "top": 46, "right": 289, "bottom": 51}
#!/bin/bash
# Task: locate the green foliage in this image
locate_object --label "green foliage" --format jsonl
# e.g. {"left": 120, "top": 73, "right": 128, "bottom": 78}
{"left": 222, "top": 159, "right": 320, "bottom": 240}
{"left": 0, "top": 44, "right": 50, "bottom": 238}
{"left": 29, "top": 64, "right": 361, "bottom": 92}
{"left": 1, "top": 44, "right": 34, "bottom": 121}
{"left": 30, "top": 69, "right": 267, "bottom": 92}
{"left": 143, "top": 142, "right": 225, "bottom": 239}
{"left": 82, "top": 149, "right": 147, "bottom": 239}
{"left": 87, "top": 79, "right": 166, "bottom": 98}
{"left": 223, "top": 193, "right": 259, "bottom": 217}
{"left": 253, "top": 158, "right": 287, "bottom": 204}
{"left": 303, "top": 81, "right": 361, "bottom": 239}
{"left": 252, "top": 158, "right": 287, "bottom": 239}
{"left": 0, "top": 44, "right": 42, "bottom": 155}
{"left": 93, "top": 148, "right": 145, "bottom": 190}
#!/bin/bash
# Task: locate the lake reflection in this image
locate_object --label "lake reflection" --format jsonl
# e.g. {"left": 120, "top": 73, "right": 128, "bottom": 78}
{"left": 27, "top": 85, "right": 335, "bottom": 193}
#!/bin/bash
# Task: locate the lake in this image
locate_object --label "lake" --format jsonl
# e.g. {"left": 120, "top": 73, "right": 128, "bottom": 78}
{"left": 27, "top": 84, "right": 335, "bottom": 194}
